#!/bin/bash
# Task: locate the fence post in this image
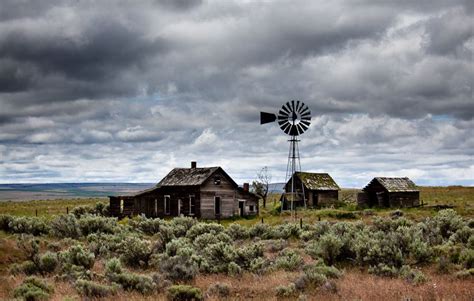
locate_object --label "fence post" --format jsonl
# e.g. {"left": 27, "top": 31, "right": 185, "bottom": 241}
{"left": 35, "top": 209, "right": 38, "bottom": 217}
{"left": 261, "top": 217, "right": 264, "bottom": 224}
{"left": 300, "top": 218, "right": 303, "bottom": 229}
{"left": 67, "top": 207, "right": 69, "bottom": 214}
{"left": 318, "top": 216, "right": 321, "bottom": 221}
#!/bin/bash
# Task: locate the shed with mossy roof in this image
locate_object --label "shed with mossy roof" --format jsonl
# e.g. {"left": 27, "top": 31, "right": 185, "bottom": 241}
{"left": 358, "top": 177, "right": 419, "bottom": 208}
{"left": 282, "top": 172, "right": 340, "bottom": 209}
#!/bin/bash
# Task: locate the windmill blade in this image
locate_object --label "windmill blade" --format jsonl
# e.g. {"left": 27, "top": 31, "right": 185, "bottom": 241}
{"left": 295, "top": 100, "right": 301, "bottom": 113}
{"left": 278, "top": 109, "right": 290, "bottom": 118}
{"left": 278, "top": 119, "right": 288, "bottom": 127}
{"left": 291, "top": 100, "right": 296, "bottom": 113}
{"left": 300, "top": 120, "right": 311, "bottom": 128}
{"left": 296, "top": 124, "right": 306, "bottom": 135}
{"left": 280, "top": 105, "right": 291, "bottom": 115}
{"left": 298, "top": 122, "right": 309, "bottom": 131}
{"left": 281, "top": 122, "right": 292, "bottom": 134}
{"left": 260, "top": 112, "right": 277, "bottom": 124}
{"left": 289, "top": 125, "right": 299, "bottom": 136}
{"left": 300, "top": 107, "right": 310, "bottom": 116}
{"left": 284, "top": 102, "right": 293, "bottom": 114}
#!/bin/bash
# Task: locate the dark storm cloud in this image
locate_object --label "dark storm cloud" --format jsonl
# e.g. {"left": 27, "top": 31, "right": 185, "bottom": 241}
{"left": 0, "top": 0, "right": 472, "bottom": 185}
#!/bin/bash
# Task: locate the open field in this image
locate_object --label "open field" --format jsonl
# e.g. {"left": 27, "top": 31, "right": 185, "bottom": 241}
{"left": 0, "top": 186, "right": 472, "bottom": 300}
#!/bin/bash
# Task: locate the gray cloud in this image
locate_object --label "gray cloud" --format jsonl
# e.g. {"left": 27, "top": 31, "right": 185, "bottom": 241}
{"left": 0, "top": 0, "right": 472, "bottom": 185}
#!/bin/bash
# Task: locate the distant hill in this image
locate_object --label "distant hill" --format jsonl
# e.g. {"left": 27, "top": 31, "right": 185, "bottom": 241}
{"left": 0, "top": 183, "right": 154, "bottom": 201}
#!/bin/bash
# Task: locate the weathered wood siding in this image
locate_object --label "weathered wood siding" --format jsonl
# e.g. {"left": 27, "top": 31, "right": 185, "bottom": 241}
{"left": 317, "top": 190, "right": 339, "bottom": 206}
{"left": 200, "top": 169, "right": 236, "bottom": 219}
{"left": 388, "top": 191, "right": 419, "bottom": 207}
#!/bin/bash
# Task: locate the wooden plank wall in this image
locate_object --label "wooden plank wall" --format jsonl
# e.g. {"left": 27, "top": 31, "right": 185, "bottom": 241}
{"left": 200, "top": 170, "right": 236, "bottom": 219}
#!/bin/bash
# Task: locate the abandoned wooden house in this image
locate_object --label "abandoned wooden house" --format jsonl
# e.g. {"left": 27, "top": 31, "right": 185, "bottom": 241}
{"left": 281, "top": 172, "right": 340, "bottom": 209}
{"left": 357, "top": 177, "right": 420, "bottom": 208}
{"left": 109, "top": 162, "right": 259, "bottom": 219}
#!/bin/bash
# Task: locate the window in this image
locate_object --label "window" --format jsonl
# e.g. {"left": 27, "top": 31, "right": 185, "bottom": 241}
{"left": 214, "top": 177, "right": 221, "bottom": 185}
{"left": 164, "top": 195, "right": 170, "bottom": 215}
{"left": 249, "top": 205, "right": 255, "bottom": 212}
{"left": 214, "top": 196, "right": 221, "bottom": 215}
{"left": 178, "top": 199, "right": 183, "bottom": 216}
{"left": 189, "top": 195, "right": 195, "bottom": 215}
{"left": 154, "top": 199, "right": 158, "bottom": 216}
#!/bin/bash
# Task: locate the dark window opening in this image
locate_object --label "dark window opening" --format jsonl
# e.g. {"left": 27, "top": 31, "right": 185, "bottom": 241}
{"left": 214, "top": 177, "right": 221, "bottom": 185}
{"left": 214, "top": 196, "right": 221, "bottom": 215}
{"left": 189, "top": 195, "right": 196, "bottom": 215}
{"left": 249, "top": 205, "right": 255, "bottom": 212}
{"left": 178, "top": 199, "right": 183, "bottom": 216}
{"left": 164, "top": 195, "right": 170, "bottom": 215}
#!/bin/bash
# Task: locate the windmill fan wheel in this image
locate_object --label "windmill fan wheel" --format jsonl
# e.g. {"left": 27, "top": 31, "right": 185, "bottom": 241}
{"left": 277, "top": 100, "right": 311, "bottom": 136}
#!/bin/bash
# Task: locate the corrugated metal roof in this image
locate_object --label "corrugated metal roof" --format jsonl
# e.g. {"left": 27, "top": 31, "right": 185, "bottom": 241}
{"left": 293, "top": 172, "right": 340, "bottom": 190}
{"left": 156, "top": 167, "right": 221, "bottom": 187}
{"left": 373, "top": 177, "right": 418, "bottom": 192}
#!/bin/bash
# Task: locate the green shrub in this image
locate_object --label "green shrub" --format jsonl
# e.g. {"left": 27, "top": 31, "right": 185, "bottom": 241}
{"left": 270, "top": 223, "right": 300, "bottom": 239}
{"left": 71, "top": 205, "right": 97, "bottom": 218}
{"left": 275, "top": 283, "right": 296, "bottom": 297}
{"left": 38, "top": 251, "right": 58, "bottom": 274}
{"left": 129, "top": 215, "right": 163, "bottom": 235}
{"left": 87, "top": 233, "right": 124, "bottom": 257}
{"left": 409, "top": 237, "right": 434, "bottom": 264}
{"left": 169, "top": 216, "right": 198, "bottom": 237}
{"left": 112, "top": 272, "right": 155, "bottom": 294}
{"left": 11, "top": 260, "right": 38, "bottom": 275}
{"left": 263, "top": 239, "right": 288, "bottom": 253}
{"left": 8, "top": 216, "right": 49, "bottom": 236}
{"left": 206, "top": 282, "right": 230, "bottom": 298}
{"left": 193, "top": 232, "right": 232, "bottom": 250}
{"left": 227, "top": 261, "right": 242, "bottom": 276}
{"left": 249, "top": 223, "right": 271, "bottom": 239}
{"left": 50, "top": 214, "right": 82, "bottom": 238}
{"left": 249, "top": 257, "right": 272, "bottom": 275}
{"left": 275, "top": 248, "right": 303, "bottom": 271}
{"left": 78, "top": 215, "right": 117, "bottom": 235}
{"left": 202, "top": 242, "right": 237, "bottom": 273}
{"left": 460, "top": 248, "right": 474, "bottom": 269}
{"left": 304, "top": 262, "right": 342, "bottom": 279}
{"left": 186, "top": 223, "right": 224, "bottom": 240}
{"left": 119, "top": 236, "right": 152, "bottom": 267}
{"left": 433, "top": 209, "right": 464, "bottom": 239}
{"left": 306, "top": 233, "right": 343, "bottom": 265}
{"left": 235, "top": 242, "right": 265, "bottom": 269}
{"left": 0, "top": 214, "right": 13, "bottom": 231}
{"left": 13, "top": 276, "right": 53, "bottom": 301}
{"left": 16, "top": 235, "right": 40, "bottom": 261}
{"left": 399, "top": 265, "right": 427, "bottom": 285}
{"left": 75, "top": 279, "right": 118, "bottom": 297}
{"left": 455, "top": 268, "right": 474, "bottom": 279}
{"left": 167, "top": 285, "right": 203, "bottom": 301}
{"left": 368, "top": 263, "right": 398, "bottom": 277}
{"left": 226, "top": 223, "right": 249, "bottom": 240}
{"left": 60, "top": 244, "right": 95, "bottom": 269}
{"left": 105, "top": 258, "right": 123, "bottom": 276}
{"left": 450, "top": 226, "right": 473, "bottom": 244}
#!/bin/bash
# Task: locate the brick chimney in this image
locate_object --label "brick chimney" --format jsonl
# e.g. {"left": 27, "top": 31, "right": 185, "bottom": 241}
{"left": 191, "top": 161, "right": 197, "bottom": 168}
{"left": 243, "top": 183, "right": 249, "bottom": 192}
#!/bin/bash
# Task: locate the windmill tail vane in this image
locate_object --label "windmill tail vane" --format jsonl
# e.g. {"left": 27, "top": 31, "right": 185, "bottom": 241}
{"left": 260, "top": 100, "right": 311, "bottom": 214}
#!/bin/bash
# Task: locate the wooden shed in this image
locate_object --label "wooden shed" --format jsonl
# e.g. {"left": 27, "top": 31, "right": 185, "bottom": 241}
{"left": 109, "top": 162, "right": 258, "bottom": 219}
{"left": 358, "top": 177, "right": 419, "bottom": 208}
{"left": 282, "top": 172, "right": 340, "bottom": 209}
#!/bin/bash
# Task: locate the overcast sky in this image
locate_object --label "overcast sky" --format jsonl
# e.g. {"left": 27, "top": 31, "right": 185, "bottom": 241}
{"left": 0, "top": 0, "right": 472, "bottom": 187}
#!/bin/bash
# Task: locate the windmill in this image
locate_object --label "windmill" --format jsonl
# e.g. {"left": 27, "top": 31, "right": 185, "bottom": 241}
{"left": 260, "top": 100, "right": 311, "bottom": 213}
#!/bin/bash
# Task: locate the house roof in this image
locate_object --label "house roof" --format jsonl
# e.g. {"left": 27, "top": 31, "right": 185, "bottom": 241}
{"left": 366, "top": 177, "right": 419, "bottom": 192}
{"left": 156, "top": 166, "right": 238, "bottom": 187}
{"left": 291, "top": 172, "right": 340, "bottom": 190}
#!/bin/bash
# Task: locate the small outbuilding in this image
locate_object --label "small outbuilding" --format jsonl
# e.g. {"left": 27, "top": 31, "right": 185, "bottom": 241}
{"left": 358, "top": 177, "right": 419, "bottom": 208}
{"left": 282, "top": 172, "right": 340, "bottom": 209}
{"left": 109, "top": 162, "right": 258, "bottom": 219}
